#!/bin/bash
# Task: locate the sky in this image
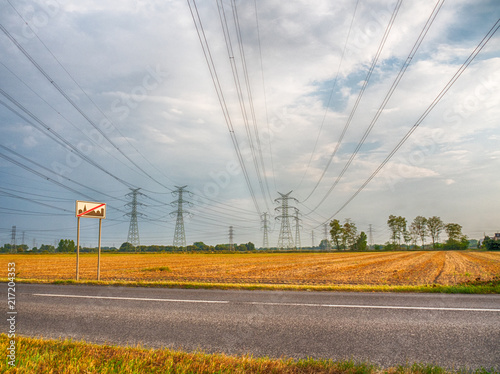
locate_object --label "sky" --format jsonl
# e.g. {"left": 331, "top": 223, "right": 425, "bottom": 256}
{"left": 0, "top": 0, "right": 499, "bottom": 249}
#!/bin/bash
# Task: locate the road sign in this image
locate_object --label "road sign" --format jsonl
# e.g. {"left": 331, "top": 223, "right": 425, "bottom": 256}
{"left": 76, "top": 201, "right": 106, "bottom": 219}
{"left": 75, "top": 200, "right": 106, "bottom": 281}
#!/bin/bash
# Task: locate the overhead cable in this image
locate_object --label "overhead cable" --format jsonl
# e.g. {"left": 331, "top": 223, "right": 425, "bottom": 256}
{"left": 301, "top": 0, "right": 403, "bottom": 203}
{"left": 317, "top": 16, "right": 500, "bottom": 227}
{"left": 308, "top": 0, "right": 446, "bottom": 213}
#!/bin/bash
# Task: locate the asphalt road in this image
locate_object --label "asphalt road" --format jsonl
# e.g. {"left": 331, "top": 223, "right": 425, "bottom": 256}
{"left": 5, "top": 283, "right": 500, "bottom": 370}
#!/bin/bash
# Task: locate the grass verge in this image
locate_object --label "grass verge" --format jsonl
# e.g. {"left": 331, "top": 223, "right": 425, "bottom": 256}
{"left": 1, "top": 334, "right": 495, "bottom": 374}
{"left": 2, "top": 277, "right": 500, "bottom": 294}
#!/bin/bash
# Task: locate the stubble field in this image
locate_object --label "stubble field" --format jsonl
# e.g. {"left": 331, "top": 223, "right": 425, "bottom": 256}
{"left": 2, "top": 251, "right": 499, "bottom": 286}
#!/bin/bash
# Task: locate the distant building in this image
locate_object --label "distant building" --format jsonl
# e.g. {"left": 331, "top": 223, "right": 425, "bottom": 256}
{"left": 494, "top": 233, "right": 500, "bottom": 241}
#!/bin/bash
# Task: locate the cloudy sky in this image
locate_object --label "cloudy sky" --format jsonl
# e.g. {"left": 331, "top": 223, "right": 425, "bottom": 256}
{"left": 0, "top": 0, "right": 499, "bottom": 248}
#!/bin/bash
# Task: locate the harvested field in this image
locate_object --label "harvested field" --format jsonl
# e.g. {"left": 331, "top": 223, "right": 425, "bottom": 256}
{"left": 2, "top": 251, "right": 499, "bottom": 286}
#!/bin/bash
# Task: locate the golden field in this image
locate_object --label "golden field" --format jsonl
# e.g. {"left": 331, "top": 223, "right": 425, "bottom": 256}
{"left": 2, "top": 251, "right": 499, "bottom": 286}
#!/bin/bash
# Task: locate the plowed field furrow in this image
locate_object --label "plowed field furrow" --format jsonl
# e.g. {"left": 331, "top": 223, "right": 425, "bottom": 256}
{"left": 4, "top": 251, "right": 500, "bottom": 286}
{"left": 468, "top": 251, "right": 500, "bottom": 263}
{"left": 327, "top": 252, "right": 428, "bottom": 285}
{"left": 386, "top": 251, "right": 446, "bottom": 285}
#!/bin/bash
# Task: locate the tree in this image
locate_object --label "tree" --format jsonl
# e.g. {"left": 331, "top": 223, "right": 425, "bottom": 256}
{"left": 319, "top": 239, "right": 331, "bottom": 250}
{"left": 356, "top": 232, "right": 368, "bottom": 251}
{"left": 444, "top": 223, "right": 468, "bottom": 250}
{"left": 427, "top": 216, "right": 444, "bottom": 249}
{"left": 39, "top": 244, "right": 55, "bottom": 253}
{"left": 215, "top": 244, "right": 230, "bottom": 251}
{"left": 387, "top": 215, "right": 406, "bottom": 249}
{"left": 403, "top": 229, "right": 412, "bottom": 250}
{"left": 193, "top": 242, "right": 210, "bottom": 251}
{"left": 329, "top": 219, "right": 342, "bottom": 250}
{"left": 408, "top": 223, "right": 419, "bottom": 248}
{"left": 482, "top": 236, "right": 500, "bottom": 251}
{"left": 445, "top": 223, "right": 462, "bottom": 242}
{"left": 242, "top": 242, "right": 255, "bottom": 251}
{"left": 342, "top": 219, "right": 358, "bottom": 250}
{"left": 119, "top": 242, "right": 135, "bottom": 252}
{"left": 57, "top": 239, "right": 76, "bottom": 253}
{"left": 411, "top": 216, "right": 428, "bottom": 249}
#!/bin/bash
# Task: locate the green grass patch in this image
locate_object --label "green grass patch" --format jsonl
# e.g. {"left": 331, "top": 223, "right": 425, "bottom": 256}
{"left": 3, "top": 277, "right": 499, "bottom": 294}
{"left": 1, "top": 334, "right": 495, "bottom": 373}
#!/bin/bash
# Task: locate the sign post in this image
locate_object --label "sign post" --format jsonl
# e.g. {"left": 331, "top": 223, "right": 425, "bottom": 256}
{"left": 76, "top": 201, "right": 106, "bottom": 281}
{"left": 76, "top": 216, "right": 80, "bottom": 280}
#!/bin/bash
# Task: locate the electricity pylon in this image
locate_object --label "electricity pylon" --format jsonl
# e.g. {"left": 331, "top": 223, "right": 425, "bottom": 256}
{"left": 261, "top": 212, "right": 270, "bottom": 249}
{"left": 369, "top": 224, "right": 374, "bottom": 249}
{"left": 229, "top": 226, "right": 234, "bottom": 251}
{"left": 294, "top": 208, "right": 301, "bottom": 250}
{"left": 126, "top": 188, "right": 144, "bottom": 247}
{"left": 324, "top": 223, "right": 332, "bottom": 250}
{"left": 170, "top": 186, "right": 191, "bottom": 248}
{"left": 10, "top": 225, "right": 16, "bottom": 253}
{"left": 275, "top": 191, "right": 298, "bottom": 250}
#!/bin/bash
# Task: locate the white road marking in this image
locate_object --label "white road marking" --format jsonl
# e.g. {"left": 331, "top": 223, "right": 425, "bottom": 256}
{"left": 32, "top": 293, "right": 229, "bottom": 304}
{"left": 32, "top": 293, "right": 500, "bottom": 312}
{"left": 246, "top": 301, "right": 500, "bottom": 312}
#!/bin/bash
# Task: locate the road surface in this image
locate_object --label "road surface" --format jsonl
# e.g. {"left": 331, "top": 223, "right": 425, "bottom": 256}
{"left": 5, "top": 283, "right": 500, "bottom": 370}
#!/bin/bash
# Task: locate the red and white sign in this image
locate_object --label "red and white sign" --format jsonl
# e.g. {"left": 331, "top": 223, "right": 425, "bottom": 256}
{"left": 76, "top": 201, "right": 106, "bottom": 219}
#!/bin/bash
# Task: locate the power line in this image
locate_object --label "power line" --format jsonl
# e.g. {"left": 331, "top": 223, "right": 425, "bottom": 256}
{"left": 187, "top": 0, "right": 261, "bottom": 215}
{"left": 296, "top": 0, "right": 360, "bottom": 192}
{"left": 307, "top": 0, "right": 446, "bottom": 213}
{"left": 229, "top": 0, "right": 274, "bottom": 209}
{"left": 0, "top": 144, "right": 128, "bottom": 207}
{"left": 216, "top": 0, "right": 271, "bottom": 213}
{"left": 0, "top": 22, "right": 172, "bottom": 191}
{"left": 253, "top": 0, "right": 277, "bottom": 192}
{"left": 301, "top": 0, "right": 403, "bottom": 203}
{"left": 0, "top": 92, "right": 134, "bottom": 188}
{"left": 0, "top": 188, "right": 73, "bottom": 214}
{"left": 7, "top": 0, "right": 178, "bottom": 189}
{"left": 318, "top": 17, "right": 500, "bottom": 227}
{"left": 0, "top": 62, "right": 146, "bottom": 179}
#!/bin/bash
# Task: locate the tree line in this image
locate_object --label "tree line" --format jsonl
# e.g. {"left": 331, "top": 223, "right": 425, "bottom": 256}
{"left": 386, "top": 215, "right": 469, "bottom": 250}
{"left": 119, "top": 241, "right": 256, "bottom": 252}
{"left": 325, "top": 215, "right": 493, "bottom": 251}
{"left": 0, "top": 240, "right": 257, "bottom": 253}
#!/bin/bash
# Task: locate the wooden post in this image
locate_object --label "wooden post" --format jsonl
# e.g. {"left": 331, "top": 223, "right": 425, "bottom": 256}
{"left": 76, "top": 216, "right": 80, "bottom": 281}
{"left": 97, "top": 218, "right": 102, "bottom": 281}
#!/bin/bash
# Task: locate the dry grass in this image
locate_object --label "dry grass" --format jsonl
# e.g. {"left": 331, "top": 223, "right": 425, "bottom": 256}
{"left": 0, "top": 334, "right": 483, "bottom": 374}
{"left": 2, "top": 251, "right": 499, "bottom": 287}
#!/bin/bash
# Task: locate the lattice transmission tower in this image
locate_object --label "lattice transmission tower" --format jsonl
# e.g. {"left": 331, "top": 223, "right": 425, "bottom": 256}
{"left": 126, "top": 188, "right": 144, "bottom": 247}
{"left": 275, "top": 191, "right": 298, "bottom": 250}
{"left": 229, "top": 226, "right": 234, "bottom": 251}
{"left": 294, "top": 208, "right": 301, "bottom": 250}
{"left": 324, "top": 223, "right": 332, "bottom": 250}
{"left": 261, "top": 212, "right": 270, "bottom": 249}
{"left": 10, "top": 225, "right": 16, "bottom": 253}
{"left": 170, "top": 186, "right": 191, "bottom": 248}
{"left": 369, "top": 224, "right": 374, "bottom": 249}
